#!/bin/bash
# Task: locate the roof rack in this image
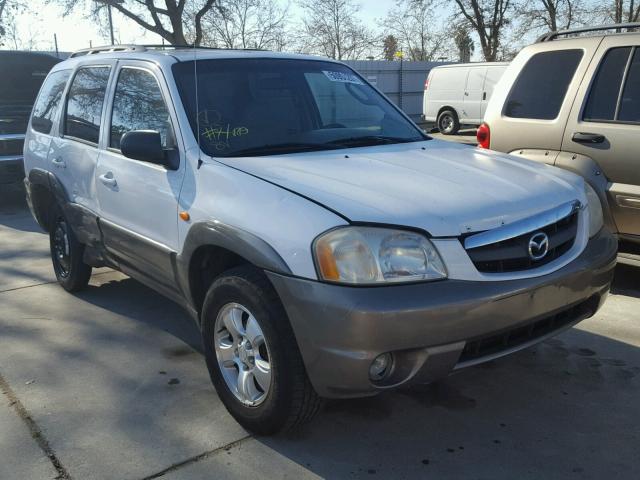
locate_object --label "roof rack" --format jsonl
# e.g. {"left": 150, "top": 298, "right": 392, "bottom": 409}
{"left": 536, "top": 22, "right": 640, "bottom": 42}
{"left": 69, "top": 44, "right": 265, "bottom": 58}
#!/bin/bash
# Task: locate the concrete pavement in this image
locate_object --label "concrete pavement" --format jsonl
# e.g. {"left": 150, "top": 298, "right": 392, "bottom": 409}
{"left": 1, "top": 182, "right": 639, "bottom": 479}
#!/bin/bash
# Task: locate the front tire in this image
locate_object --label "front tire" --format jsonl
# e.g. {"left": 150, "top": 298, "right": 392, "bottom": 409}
{"left": 49, "top": 205, "right": 92, "bottom": 292}
{"left": 201, "top": 266, "right": 321, "bottom": 435}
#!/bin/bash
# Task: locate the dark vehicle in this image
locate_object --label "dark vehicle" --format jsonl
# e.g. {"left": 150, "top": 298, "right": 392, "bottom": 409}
{"left": 0, "top": 51, "right": 60, "bottom": 184}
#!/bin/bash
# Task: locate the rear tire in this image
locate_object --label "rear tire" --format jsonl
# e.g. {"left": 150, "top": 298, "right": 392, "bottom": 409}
{"left": 437, "top": 109, "right": 460, "bottom": 135}
{"left": 201, "top": 265, "right": 322, "bottom": 435}
{"left": 49, "top": 205, "right": 92, "bottom": 292}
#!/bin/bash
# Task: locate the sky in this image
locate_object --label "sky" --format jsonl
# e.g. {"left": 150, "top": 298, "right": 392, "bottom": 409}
{"left": 9, "top": 0, "right": 399, "bottom": 53}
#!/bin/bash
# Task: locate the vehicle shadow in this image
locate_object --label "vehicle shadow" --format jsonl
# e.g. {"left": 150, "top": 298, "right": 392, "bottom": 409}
{"left": 0, "top": 182, "right": 41, "bottom": 233}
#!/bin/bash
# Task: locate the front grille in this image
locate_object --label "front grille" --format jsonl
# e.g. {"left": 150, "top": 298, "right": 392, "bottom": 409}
{"left": 0, "top": 138, "right": 24, "bottom": 156}
{"left": 465, "top": 211, "right": 578, "bottom": 273}
{"left": 457, "top": 297, "right": 598, "bottom": 365}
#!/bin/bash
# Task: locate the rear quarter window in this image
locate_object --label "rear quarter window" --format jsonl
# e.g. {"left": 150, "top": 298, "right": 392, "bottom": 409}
{"left": 504, "top": 50, "right": 583, "bottom": 120}
{"left": 31, "top": 70, "right": 71, "bottom": 134}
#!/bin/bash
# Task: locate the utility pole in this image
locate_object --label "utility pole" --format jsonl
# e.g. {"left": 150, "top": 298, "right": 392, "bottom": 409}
{"left": 107, "top": 3, "right": 114, "bottom": 45}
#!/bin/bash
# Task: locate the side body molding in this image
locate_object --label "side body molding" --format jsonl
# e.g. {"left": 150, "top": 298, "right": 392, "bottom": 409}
{"left": 176, "top": 221, "right": 293, "bottom": 318}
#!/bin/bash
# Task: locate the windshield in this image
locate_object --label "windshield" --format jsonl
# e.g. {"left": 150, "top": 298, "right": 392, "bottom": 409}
{"left": 172, "top": 58, "right": 427, "bottom": 157}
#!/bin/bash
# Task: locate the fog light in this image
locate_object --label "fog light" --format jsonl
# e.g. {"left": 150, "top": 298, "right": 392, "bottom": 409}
{"left": 369, "top": 353, "right": 392, "bottom": 381}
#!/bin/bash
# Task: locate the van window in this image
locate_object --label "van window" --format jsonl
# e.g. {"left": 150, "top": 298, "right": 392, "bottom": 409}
{"left": 31, "top": 70, "right": 71, "bottom": 134}
{"left": 583, "top": 47, "right": 631, "bottom": 122}
{"left": 64, "top": 66, "right": 111, "bottom": 144}
{"left": 618, "top": 49, "right": 640, "bottom": 122}
{"left": 504, "top": 50, "right": 583, "bottom": 120}
{"left": 110, "top": 68, "right": 173, "bottom": 150}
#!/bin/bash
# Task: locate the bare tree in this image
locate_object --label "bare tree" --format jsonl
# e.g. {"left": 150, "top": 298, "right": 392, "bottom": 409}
{"left": 382, "top": 34, "right": 398, "bottom": 61}
{"left": 298, "top": 0, "right": 375, "bottom": 60}
{"left": 452, "top": 0, "right": 513, "bottom": 61}
{"left": 381, "top": 0, "right": 446, "bottom": 61}
{"left": 51, "top": 0, "right": 219, "bottom": 45}
{"left": 611, "top": 0, "right": 640, "bottom": 22}
{"left": 200, "top": 0, "right": 289, "bottom": 50}
{"left": 0, "top": 0, "right": 23, "bottom": 46}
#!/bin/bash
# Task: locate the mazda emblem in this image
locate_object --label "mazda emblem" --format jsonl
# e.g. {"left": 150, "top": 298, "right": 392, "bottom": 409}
{"left": 528, "top": 232, "right": 550, "bottom": 261}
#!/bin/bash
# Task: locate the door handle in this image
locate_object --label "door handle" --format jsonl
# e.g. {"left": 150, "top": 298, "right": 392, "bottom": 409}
{"left": 51, "top": 157, "right": 66, "bottom": 168}
{"left": 464, "top": 92, "right": 469, "bottom": 96}
{"left": 572, "top": 132, "right": 606, "bottom": 144}
{"left": 616, "top": 196, "right": 640, "bottom": 209}
{"left": 482, "top": 92, "right": 487, "bottom": 100}
{"left": 99, "top": 172, "right": 117, "bottom": 188}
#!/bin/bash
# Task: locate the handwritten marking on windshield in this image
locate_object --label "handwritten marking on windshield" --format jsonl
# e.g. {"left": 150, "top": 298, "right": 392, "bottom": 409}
{"left": 202, "top": 124, "right": 249, "bottom": 151}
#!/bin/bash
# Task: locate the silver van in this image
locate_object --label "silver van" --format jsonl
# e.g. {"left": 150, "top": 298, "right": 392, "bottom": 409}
{"left": 422, "top": 62, "right": 507, "bottom": 134}
{"left": 482, "top": 23, "right": 640, "bottom": 259}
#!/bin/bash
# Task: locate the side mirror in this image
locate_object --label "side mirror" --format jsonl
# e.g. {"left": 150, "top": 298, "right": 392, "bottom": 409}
{"left": 120, "top": 130, "right": 167, "bottom": 166}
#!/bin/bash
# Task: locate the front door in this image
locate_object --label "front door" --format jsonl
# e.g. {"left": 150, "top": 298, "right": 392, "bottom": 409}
{"left": 562, "top": 37, "right": 640, "bottom": 238}
{"left": 95, "top": 62, "right": 185, "bottom": 291}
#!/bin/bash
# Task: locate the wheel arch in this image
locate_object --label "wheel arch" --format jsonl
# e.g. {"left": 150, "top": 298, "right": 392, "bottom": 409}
{"left": 178, "top": 221, "right": 292, "bottom": 320}
{"left": 437, "top": 106, "right": 459, "bottom": 119}
{"left": 27, "top": 168, "right": 69, "bottom": 232}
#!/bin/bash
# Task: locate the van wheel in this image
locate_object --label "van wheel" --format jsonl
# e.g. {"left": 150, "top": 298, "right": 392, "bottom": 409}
{"left": 437, "top": 110, "right": 460, "bottom": 135}
{"left": 49, "top": 206, "right": 92, "bottom": 292}
{"left": 201, "top": 266, "right": 322, "bottom": 435}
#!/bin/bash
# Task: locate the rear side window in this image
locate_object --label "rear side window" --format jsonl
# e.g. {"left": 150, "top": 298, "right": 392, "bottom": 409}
{"left": 64, "top": 66, "right": 111, "bottom": 144}
{"left": 504, "top": 50, "right": 583, "bottom": 120}
{"left": 583, "top": 47, "right": 631, "bottom": 122}
{"left": 31, "top": 70, "right": 71, "bottom": 134}
{"left": 110, "top": 68, "right": 173, "bottom": 150}
{"left": 618, "top": 49, "right": 640, "bottom": 122}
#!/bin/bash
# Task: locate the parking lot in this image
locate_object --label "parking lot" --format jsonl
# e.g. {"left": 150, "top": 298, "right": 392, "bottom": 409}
{"left": 0, "top": 181, "right": 638, "bottom": 480}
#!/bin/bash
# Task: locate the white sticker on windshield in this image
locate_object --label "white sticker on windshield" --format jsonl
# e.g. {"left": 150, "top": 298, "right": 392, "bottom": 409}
{"left": 322, "top": 70, "right": 364, "bottom": 85}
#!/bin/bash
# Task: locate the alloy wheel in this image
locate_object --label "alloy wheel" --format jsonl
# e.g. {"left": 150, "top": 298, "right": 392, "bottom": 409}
{"left": 214, "top": 303, "right": 272, "bottom": 406}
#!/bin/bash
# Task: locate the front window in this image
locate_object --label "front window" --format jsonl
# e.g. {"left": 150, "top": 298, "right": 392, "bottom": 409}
{"left": 172, "top": 59, "right": 426, "bottom": 157}
{"left": 110, "top": 67, "right": 174, "bottom": 150}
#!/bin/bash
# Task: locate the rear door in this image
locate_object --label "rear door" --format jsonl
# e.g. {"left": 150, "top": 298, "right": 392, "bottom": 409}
{"left": 463, "top": 66, "right": 486, "bottom": 122}
{"left": 95, "top": 61, "right": 185, "bottom": 291}
{"left": 562, "top": 38, "right": 640, "bottom": 238}
{"left": 48, "top": 63, "right": 114, "bottom": 214}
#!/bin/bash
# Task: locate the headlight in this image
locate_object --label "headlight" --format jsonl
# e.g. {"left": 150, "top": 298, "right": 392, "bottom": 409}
{"left": 584, "top": 182, "right": 603, "bottom": 237}
{"left": 313, "top": 226, "right": 447, "bottom": 284}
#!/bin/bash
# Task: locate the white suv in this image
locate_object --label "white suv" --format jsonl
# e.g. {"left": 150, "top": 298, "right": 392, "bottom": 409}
{"left": 24, "top": 45, "right": 616, "bottom": 434}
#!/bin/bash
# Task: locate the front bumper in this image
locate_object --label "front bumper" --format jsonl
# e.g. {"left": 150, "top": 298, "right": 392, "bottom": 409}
{"left": 0, "top": 156, "right": 24, "bottom": 184}
{"left": 267, "top": 228, "right": 617, "bottom": 398}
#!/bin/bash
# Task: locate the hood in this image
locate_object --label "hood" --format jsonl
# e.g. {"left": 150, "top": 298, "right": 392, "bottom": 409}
{"left": 215, "top": 139, "right": 584, "bottom": 237}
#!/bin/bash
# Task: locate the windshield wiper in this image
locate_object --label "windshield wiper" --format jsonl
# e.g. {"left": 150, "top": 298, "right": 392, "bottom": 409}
{"left": 326, "top": 135, "right": 424, "bottom": 147}
{"left": 229, "top": 142, "right": 339, "bottom": 157}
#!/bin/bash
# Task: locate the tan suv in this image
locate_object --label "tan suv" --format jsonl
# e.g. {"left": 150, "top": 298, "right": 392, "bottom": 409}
{"left": 481, "top": 23, "right": 640, "bottom": 258}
